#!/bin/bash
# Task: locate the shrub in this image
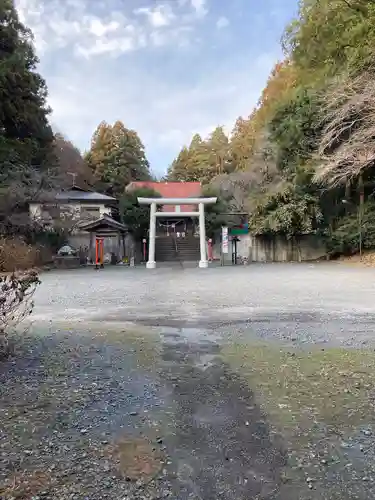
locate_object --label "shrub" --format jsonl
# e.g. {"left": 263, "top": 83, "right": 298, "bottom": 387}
{"left": 25, "top": 226, "right": 68, "bottom": 254}
{"left": 0, "top": 237, "right": 39, "bottom": 272}
{"left": 0, "top": 270, "right": 40, "bottom": 357}
{"left": 326, "top": 202, "right": 375, "bottom": 256}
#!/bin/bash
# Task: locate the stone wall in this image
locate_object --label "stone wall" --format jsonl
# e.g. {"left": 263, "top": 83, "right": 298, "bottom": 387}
{"left": 212, "top": 233, "right": 326, "bottom": 263}
{"left": 249, "top": 234, "right": 326, "bottom": 262}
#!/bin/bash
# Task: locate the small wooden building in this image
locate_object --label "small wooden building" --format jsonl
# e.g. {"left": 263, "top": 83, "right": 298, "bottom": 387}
{"left": 79, "top": 215, "right": 129, "bottom": 264}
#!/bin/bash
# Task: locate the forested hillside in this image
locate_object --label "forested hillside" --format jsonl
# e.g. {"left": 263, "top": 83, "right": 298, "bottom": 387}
{"left": 3, "top": 0, "right": 375, "bottom": 260}
{"left": 167, "top": 0, "right": 375, "bottom": 255}
{"left": 0, "top": 0, "right": 152, "bottom": 268}
{"left": 0, "top": 0, "right": 151, "bottom": 227}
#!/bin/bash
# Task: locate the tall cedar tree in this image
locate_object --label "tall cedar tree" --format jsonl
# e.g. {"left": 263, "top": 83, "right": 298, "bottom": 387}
{"left": 86, "top": 121, "right": 151, "bottom": 197}
{"left": 0, "top": 0, "right": 53, "bottom": 171}
{"left": 0, "top": 0, "right": 54, "bottom": 229}
{"left": 167, "top": 128, "right": 231, "bottom": 184}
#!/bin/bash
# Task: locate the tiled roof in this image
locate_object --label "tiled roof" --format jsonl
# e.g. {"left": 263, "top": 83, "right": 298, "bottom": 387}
{"left": 55, "top": 191, "right": 116, "bottom": 202}
{"left": 127, "top": 181, "right": 201, "bottom": 212}
{"left": 79, "top": 214, "right": 128, "bottom": 232}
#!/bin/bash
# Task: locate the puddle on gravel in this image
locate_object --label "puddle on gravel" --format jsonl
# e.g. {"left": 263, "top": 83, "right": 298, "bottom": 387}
{"left": 159, "top": 326, "right": 222, "bottom": 345}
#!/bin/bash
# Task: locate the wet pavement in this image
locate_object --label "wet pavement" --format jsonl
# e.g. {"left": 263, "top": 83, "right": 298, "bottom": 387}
{"left": 2, "top": 263, "right": 375, "bottom": 499}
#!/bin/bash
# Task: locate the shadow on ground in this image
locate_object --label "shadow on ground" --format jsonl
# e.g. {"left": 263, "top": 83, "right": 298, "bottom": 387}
{"left": 158, "top": 334, "right": 299, "bottom": 499}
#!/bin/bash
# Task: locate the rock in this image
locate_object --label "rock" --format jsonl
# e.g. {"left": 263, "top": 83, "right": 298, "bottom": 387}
{"left": 363, "top": 429, "right": 372, "bottom": 436}
{"left": 129, "top": 411, "right": 138, "bottom": 416}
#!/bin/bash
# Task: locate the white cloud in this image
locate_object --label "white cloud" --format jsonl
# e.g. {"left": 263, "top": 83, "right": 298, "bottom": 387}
{"left": 190, "top": 0, "right": 208, "bottom": 18}
{"left": 89, "top": 19, "right": 120, "bottom": 37}
{"left": 216, "top": 16, "right": 229, "bottom": 29}
{"left": 75, "top": 36, "right": 135, "bottom": 58}
{"left": 44, "top": 51, "right": 277, "bottom": 163}
{"left": 134, "top": 5, "right": 175, "bottom": 28}
{"left": 13, "top": 0, "right": 284, "bottom": 173}
{"left": 15, "top": 0, "right": 205, "bottom": 58}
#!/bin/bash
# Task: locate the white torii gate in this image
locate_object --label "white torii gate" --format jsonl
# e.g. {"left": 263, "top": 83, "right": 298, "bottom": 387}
{"left": 137, "top": 197, "right": 217, "bottom": 269}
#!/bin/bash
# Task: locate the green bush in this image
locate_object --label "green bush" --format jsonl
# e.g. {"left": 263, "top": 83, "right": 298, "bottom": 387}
{"left": 326, "top": 202, "right": 375, "bottom": 256}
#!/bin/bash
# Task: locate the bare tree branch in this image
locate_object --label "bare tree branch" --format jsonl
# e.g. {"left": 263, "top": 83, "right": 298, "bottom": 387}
{"left": 314, "top": 70, "right": 375, "bottom": 186}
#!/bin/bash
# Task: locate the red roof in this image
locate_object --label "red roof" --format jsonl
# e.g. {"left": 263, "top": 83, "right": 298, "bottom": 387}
{"left": 127, "top": 181, "right": 202, "bottom": 213}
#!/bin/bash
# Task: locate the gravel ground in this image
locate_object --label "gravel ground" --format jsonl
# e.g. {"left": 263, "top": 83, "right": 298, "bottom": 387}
{"left": 29, "top": 263, "right": 375, "bottom": 347}
{"left": 1, "top": 263, "right": 375, "bottom": 499}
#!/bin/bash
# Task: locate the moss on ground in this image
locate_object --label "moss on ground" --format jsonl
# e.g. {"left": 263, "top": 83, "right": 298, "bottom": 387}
{"left": 222, "top": 343, "right": 375, "bottom": 446}
{"left": 89, "top": 325, "right": 162, "bottom": 370}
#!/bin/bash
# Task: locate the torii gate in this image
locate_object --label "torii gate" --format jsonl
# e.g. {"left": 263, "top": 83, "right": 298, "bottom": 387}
{"left": 137, "top": 197, "right": 217, "bottom": 269}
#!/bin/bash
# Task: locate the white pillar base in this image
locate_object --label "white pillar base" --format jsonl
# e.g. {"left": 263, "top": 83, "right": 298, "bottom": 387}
{"left": 199, "top": 260, "right": 208, "bottom": 268}
{"left": 146, "top": 261, "right": 156, "bottom": 269}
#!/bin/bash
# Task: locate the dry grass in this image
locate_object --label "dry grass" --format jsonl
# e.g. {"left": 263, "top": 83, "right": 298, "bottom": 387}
{"left": 338, "top": 250, "right": 375, "bottom": 267}
{"left": 0, "top": 237, "right": 39, "bottom": 273}
{"left": 89, "top": 324, "right": 162, "bottom": 369}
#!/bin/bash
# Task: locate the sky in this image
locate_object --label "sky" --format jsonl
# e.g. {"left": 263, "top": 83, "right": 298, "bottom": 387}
{"left": 15, "top": 0, "right": 298, "bottom": 176}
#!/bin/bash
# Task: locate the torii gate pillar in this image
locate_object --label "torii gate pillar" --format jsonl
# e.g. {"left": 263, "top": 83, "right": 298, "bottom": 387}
{"left": 137, "top": 197, "right": 217, "bottom": 269}
{"left": 198, "top": 202, "right": 208, "bottom": 268}
{"left": 146, "top": 202, "right": 157, "bottom": 269}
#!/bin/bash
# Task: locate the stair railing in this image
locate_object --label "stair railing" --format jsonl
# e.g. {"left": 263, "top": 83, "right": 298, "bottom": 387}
{"left": 172, "top": 235, "right": 184, "bottom": 269}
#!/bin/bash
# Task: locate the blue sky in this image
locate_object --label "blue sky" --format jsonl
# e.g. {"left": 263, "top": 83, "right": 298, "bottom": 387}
{"left": 16, "top": 0, "right": 298, "bottom": 176}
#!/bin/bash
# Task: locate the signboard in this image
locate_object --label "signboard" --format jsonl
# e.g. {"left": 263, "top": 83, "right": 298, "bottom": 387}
{"left": 221, "top": 226, "right": 229, "bottom": 254}
{"left": 230, "top": 223, "right": 249, "bottom": 236}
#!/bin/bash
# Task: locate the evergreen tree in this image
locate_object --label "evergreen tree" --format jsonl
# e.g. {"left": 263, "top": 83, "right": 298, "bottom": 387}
{"left": 0, "top": 0, "right": 53, "bottom": 171}
{"left": 205, "top": 126, "right": 231, "bottom": 177}
{"left": 167, "top": 134, "right": 206, "bottom": 182}
{"left": 0, "top": 0, "right": 54, "bottom": 229}
{"left": 167, "top": 129, "right": 231, "bottom": 184}
{"left": 119, "top": 187, "right": 161, "bottom": 241}
{"left": 167, "top": 146, "right": 190, "bottom": 181}
{"left": 85, "top": 120, "right": 151, "bottom": 197}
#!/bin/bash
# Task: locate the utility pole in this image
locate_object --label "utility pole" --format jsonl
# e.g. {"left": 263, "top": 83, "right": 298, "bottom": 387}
{"left": 358, "top": 174, "right": 364, "bottom": 257}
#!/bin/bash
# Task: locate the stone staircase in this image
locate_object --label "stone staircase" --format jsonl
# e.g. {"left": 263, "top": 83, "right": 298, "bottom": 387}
{"left": 155, "top": 236, "right": 200, "bottom": 262}
{"left": 175, "top": 236, "right": 200, "bottom": 261}
{"left": 155, "top": 236, "right": 177, "bottom": 262}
